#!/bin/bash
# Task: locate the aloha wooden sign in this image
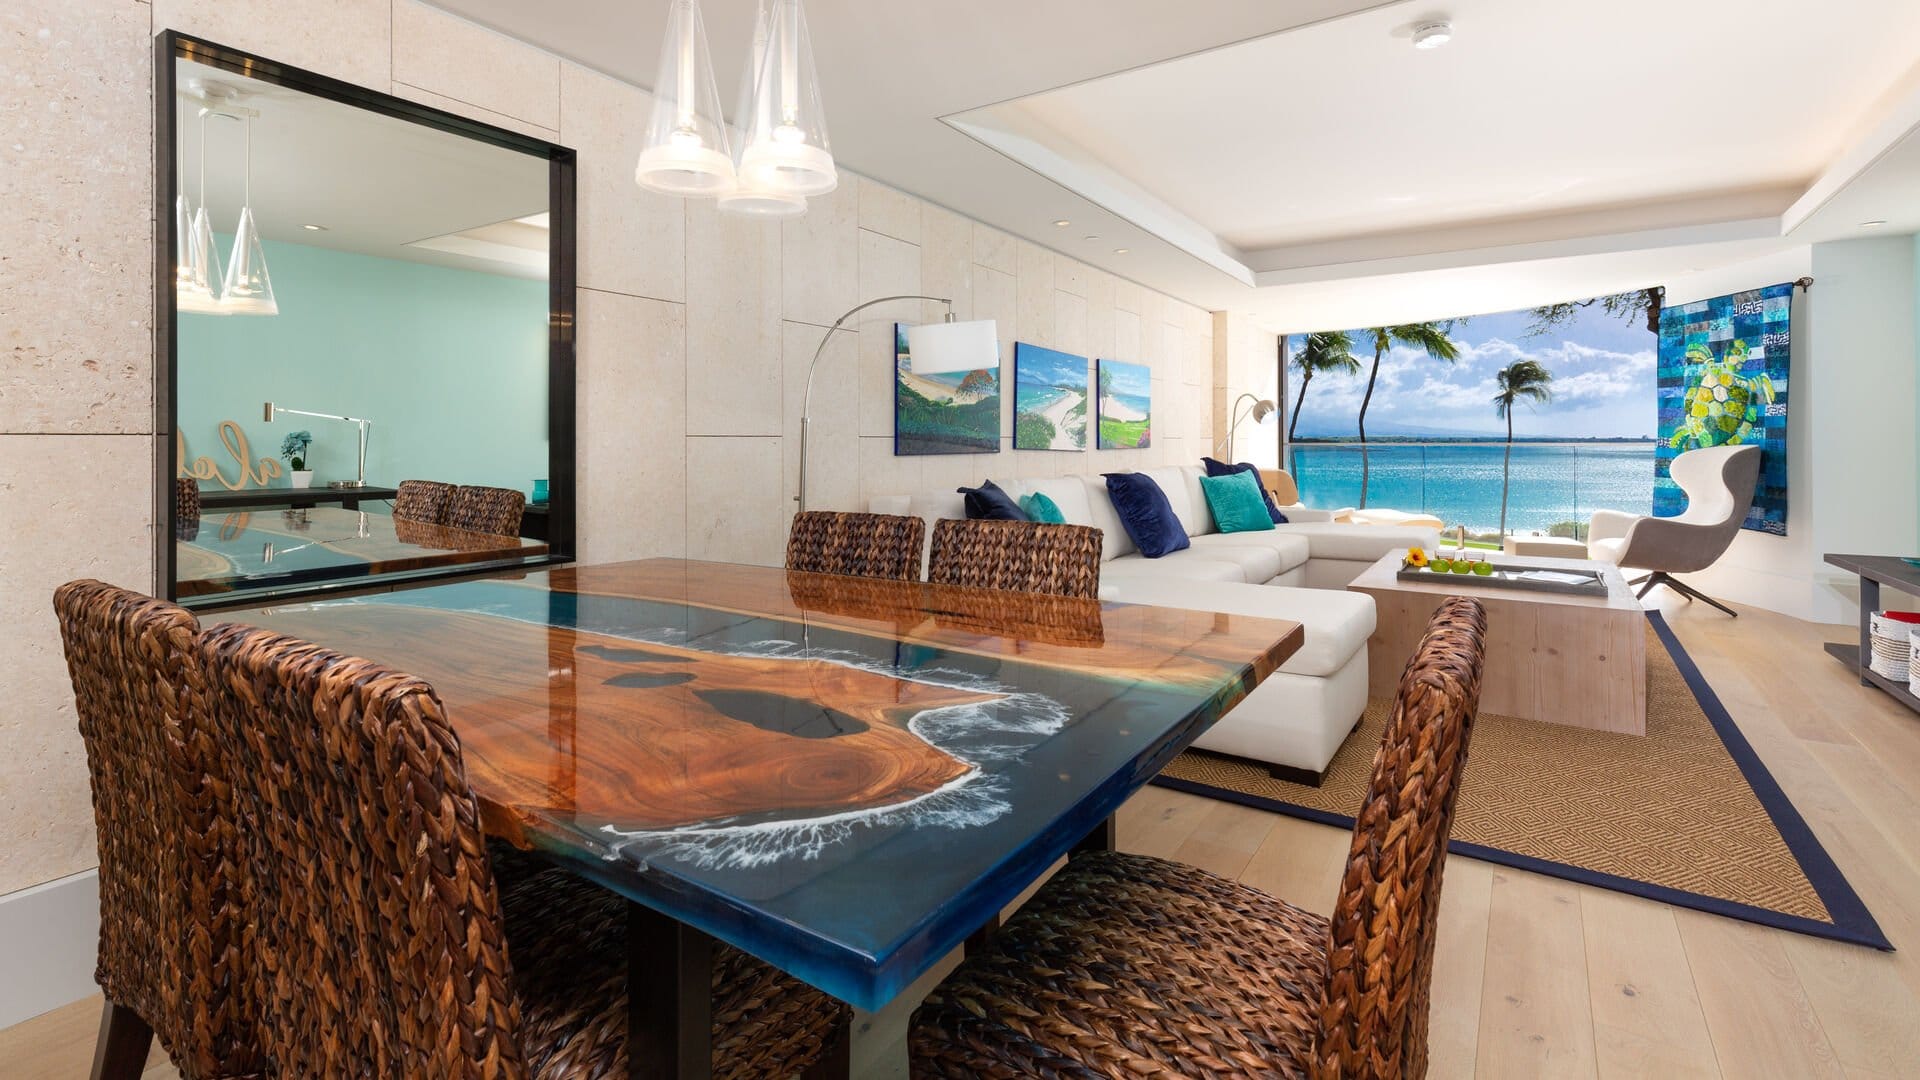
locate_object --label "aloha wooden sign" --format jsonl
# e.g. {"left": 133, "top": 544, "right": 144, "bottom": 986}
{"left": 177, "top": 420, "right": 282, "bottom": 490}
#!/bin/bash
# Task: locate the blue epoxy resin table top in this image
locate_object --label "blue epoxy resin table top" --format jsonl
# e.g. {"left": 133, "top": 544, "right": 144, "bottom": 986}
{"left": 218, "top": 558, "right": 1303, "bottom": 1010}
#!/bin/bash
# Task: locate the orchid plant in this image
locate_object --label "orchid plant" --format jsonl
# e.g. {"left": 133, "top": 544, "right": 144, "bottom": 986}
{"left": 279, "top": 430, "right": 313, "bottom": 472}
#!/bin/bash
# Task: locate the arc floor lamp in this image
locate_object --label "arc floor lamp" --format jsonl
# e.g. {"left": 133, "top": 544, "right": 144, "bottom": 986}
{"left": 796, "top": 296, "right": 998, "bottom": 511}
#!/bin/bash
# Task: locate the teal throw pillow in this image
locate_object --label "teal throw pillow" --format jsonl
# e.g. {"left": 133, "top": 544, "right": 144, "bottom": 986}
{"left": 1200, "top": 470, "right": 1277, "bottom": 534}
{"left": 1019, "top": 491, "right": 1067, "bottom": 524}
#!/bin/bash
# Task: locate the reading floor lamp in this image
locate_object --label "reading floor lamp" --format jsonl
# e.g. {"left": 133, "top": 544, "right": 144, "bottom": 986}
{"left": 796, "top": 296, "right": 999, "bottom": 512}
{"left": 1217, "top": 393, "right": 1276, "bottom": 462}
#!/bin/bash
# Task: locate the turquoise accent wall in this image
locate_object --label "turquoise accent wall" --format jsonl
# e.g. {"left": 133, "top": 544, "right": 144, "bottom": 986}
{"left": 179, "top": 237, "right": 548, "bottom": 494}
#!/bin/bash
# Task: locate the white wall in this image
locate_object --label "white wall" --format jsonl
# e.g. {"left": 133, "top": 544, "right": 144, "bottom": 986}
{"left": 1211, "top": 312, "right": 1282, "bottom": 468}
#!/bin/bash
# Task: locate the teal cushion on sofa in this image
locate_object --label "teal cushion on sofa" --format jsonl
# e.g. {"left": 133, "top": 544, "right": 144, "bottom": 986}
{"left": 1019, "top": 491, "right": 1067, "bottom": 524}
{"left": 1200, "top": 470, "right": 1277, "bottom": 534}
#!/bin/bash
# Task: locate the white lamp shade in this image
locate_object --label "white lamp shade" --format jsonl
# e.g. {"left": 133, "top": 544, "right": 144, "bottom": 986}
{"left": 739, "top": 0, "right": 836, "bottom": 197}
{"left": 905, "top": 319, "right": 999, "bottom": 375}
{"left": 635, "top": 0, "right": 736, "bottom": 196}
{"left": 221, "top": 205, "right": 278, "bottom": 316}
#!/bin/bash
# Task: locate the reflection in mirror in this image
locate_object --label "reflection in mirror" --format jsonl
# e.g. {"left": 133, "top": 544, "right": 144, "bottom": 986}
{"left": 167, "top": 45, "right": 567, "bottom": 605}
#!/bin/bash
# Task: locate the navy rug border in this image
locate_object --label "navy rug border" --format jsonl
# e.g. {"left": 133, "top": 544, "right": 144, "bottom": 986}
{"left": 1152, "top": 609, "right": 1891, "bottom": 951}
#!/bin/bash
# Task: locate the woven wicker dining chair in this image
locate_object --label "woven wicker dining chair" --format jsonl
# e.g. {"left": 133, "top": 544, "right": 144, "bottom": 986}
{"left": 52, "top": 581, "right": 260, "bottom": 1080}
{"left": 172, "top": 477, "right": 201, "bottom": 523}
{"left": 193, "top": 621, "right": 850, "bottom": 1079}
{"left": 446, "top": 484, "right": 528, "bottom": 536}
{"left": 926, "top": 518, "right": 1104, "bottom": 599}
{"left": 909, "top": 596, "right": 1489, "bottom": 1080}
{"left": 393, "top": 478, "right": 457, "bottom": 525}
{"left": 786, "top": 510, "right": 927, "bottom": 580}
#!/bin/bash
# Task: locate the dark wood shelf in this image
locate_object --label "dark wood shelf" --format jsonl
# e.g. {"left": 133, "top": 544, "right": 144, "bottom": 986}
{"left": 1824, "top": 640, "right": 1920, "bottom": 712}
{"left": 199, "top": 485, "right": 399, "bottom": 511}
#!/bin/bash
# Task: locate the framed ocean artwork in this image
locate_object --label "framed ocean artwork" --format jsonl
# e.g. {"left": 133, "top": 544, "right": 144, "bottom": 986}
{"left": 1096, "top": 358, "right": 1151, "bottom": 449}
{"left": 1012, "top": 342, "right": 1089, "bottom": 451}
{"left": 894, "top": 323, "right": 1000, "bottom": 455}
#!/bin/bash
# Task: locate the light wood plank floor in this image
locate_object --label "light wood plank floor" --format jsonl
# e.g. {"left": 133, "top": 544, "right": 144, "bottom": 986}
{"left": 5, "top": 594, "right": 1915, "bottom": 1079}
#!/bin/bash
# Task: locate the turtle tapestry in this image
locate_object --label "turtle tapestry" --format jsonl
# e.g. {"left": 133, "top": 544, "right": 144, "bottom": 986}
{"left": 1655, "top": 282, "right": 1793, "bottom": 534}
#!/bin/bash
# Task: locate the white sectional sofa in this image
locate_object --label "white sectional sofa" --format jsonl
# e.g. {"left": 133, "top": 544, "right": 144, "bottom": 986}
{"left": 870, "top": 465, "right": 1441, "bottom": 782}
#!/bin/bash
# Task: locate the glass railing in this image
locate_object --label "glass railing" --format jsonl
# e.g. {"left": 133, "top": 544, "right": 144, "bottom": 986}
{"left": 1287, "top": 442, "right": 1655, "bottom": 542}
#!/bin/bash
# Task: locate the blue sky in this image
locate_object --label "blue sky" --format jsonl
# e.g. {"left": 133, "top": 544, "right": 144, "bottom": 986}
{"left": 1015, "top": 343, "right": 1089, "bottom": 388}
{"left": 1101, "top": 358, "right": 1151, "bottom": 398}
{"left": 1288, "top": 301, "right": 1658, "bottom": 439}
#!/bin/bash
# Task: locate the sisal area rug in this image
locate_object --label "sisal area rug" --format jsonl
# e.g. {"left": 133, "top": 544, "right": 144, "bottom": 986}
{"left": 1153, "top": 612, "right": 1889, "bottom": 948}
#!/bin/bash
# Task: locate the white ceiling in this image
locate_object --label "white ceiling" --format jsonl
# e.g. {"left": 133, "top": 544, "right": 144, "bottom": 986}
{"left": 176, "top": 59, "right": 549, "bottom": 280}
{"left": 422, "top": 0, "right": 1920, "bottom": 327}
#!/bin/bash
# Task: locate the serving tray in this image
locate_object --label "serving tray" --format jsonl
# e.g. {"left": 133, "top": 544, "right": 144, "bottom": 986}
{"left": 1395, "top": 561, "right": 1611, "bottom": 598}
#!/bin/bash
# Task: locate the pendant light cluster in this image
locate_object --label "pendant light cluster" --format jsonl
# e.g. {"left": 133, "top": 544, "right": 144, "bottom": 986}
{"left": 175, "top": 83, "right": 278, "bottom": 317}
{"left": 634, "top": 0, "right": 834, "bottom": 218}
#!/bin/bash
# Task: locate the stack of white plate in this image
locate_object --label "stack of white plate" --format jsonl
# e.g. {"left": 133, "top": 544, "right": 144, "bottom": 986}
{"left": 1910, "top": 628, "right": 1920, "bottom": 695}
{"left": 1869, "top": 611, "right": 1920, "bottom": 679}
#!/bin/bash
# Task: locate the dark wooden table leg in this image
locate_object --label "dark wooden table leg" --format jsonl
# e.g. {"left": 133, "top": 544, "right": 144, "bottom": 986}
{"left": 1859, "top": 576, "right": 1880, "bottom": 687}
{"left": 628, "top": 901, "right": 714, "bottom": 1080}
{"left": 1070, "top": 815, "right": 1115, "bottom": 857}
{"left": 89, "top": 1000, "right": 153, "bottom": 1080}
{"left": 964, "top": 914, "right": 1002, "bottom": 956}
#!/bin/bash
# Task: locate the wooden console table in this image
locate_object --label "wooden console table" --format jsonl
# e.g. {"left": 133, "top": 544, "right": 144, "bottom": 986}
{"left": 198, "top": 485, "right": 399, "bottom": 511}
{"left": 1823, "top": 553, "right": 1920, "bottom": 715}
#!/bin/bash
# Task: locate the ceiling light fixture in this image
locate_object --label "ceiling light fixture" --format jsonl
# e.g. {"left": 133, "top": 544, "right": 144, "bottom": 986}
{"left": 301, "top": 223, "right": 328, "bottom": 231}
{"left": 738, "top": 0, "right": 837, "bottom": 197}
{"left": 634, "top": 0, "right": 736, "bottom": 195}
{"left": 1083, "top": 235, "right": 1099, "bottom": 241}
{"left": 1860, "top": 219, "right": 1888, "bottom": 228}
{"left": 176, "top": 107, "right": 226, "bottom": 315}
{"left": 221, "top": 112, "right": 278, "bottom": 315}
{"left": 1113, "top": 248, "right": 1128, "bottom": 255}
{"left": 1411, "top": 21, "right": 1453, "bottom": 49}
{"left": 716, "top": 0, "right": 807, "bottom": 217}
{"left": 1053, "top": 219, "right": 1071, "bottom": 227}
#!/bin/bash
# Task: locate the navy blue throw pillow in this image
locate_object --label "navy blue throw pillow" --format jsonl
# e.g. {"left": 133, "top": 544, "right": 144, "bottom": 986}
{"left": 957, "top": 480, "right": 1028, "bottom": 521}
{"left": 1200, "top": 457, "right": 1288, "bottom": 524}
{"left": 1103, "top": 473, "right": 1190, "bottom": 558}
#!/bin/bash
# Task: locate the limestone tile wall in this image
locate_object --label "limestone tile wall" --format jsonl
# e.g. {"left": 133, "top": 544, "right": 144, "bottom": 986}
{"left": 0, "top": 0, "right": 1217, "bottom": 898}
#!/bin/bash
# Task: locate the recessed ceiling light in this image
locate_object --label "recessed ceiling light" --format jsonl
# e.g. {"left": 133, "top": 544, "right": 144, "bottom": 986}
{"left": 1412, "top": 21, "right": 1453, "bottom": 49}
{"left": 1053, "top": 219, "right": 1071, "bottom": 227}
{"left": 1113, "top": 248, "right": 1129, "bottom": 255}
{"left": 301, "top": 223, "right": 328, "bottom": 231}
{"left": 1084, "top": 234, "right": 1099, "bottom": 241}
{"left": 1860, "top": 219, "right": 1888, "bottom": 228}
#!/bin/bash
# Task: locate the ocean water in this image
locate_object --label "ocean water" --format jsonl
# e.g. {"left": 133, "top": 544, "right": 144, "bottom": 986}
{"left": 1289, "top": 442, "right": 1655, "bottom": 534}
{"left": 1016, "top": 385, "right": 1068, "bottom": 411}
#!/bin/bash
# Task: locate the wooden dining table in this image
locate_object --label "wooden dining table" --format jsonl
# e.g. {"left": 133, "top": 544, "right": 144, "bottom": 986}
{"left": 214, "top": 558, "right": 1304, "bottom": 1079}
{"left": 175, "top": 505, "right": 548, "bottom": 599}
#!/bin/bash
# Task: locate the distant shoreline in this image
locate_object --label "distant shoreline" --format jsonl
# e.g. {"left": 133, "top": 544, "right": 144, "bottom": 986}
{"left": 1292, "top": 436, "right": 1655, "bottom": 445}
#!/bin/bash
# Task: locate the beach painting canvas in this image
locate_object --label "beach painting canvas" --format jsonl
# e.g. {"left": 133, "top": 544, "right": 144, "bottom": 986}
{"left": 1013, "top": 342, "right": 1089, "bottom": 451}
{"left": 894, "top": 323, "right": 1000, "bottom": 455}
{"left": 1096, "top": 359, "right": 1151, "bottom": 449}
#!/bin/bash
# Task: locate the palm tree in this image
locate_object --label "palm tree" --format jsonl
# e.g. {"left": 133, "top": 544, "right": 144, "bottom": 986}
{"left": 1356, "top": 324, "right": 1461, "bottom": 507}
{"left": 1492, "top": 359, "right": 1555, "bottom": 536}
{"left": 1288, "top": 331, "right": 1360, "bottom": 444}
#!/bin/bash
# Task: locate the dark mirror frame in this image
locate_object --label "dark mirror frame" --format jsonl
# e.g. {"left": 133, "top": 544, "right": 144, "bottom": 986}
{"left": 154, "top": 30, "right": 576, "bottom": 606}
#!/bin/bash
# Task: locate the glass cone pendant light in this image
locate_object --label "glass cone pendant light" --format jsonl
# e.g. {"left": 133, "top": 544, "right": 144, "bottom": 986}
{"left": 717, "top": 0, "right": 806, "bottom": 217}
{"left": 740, "top": 0, "right": 836, "bottom": 197}
{"left": 634, "top": 0, "right": 736, "bottom": 196}
{"left": 221, "top": 115, "right": 278, "bottom": 315}
{"left": 177, "top": 110, "right": 226, "bottom": 315}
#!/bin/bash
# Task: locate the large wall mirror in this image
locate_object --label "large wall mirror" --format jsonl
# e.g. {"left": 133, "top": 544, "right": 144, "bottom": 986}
{"left": 156, "top": 32, "right": 575, "bottom": 607}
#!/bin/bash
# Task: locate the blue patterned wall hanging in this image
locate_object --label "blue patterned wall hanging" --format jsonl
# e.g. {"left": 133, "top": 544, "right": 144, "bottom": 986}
{"left": 1654, "top": 282, "right": 1793, "bottom": 534}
